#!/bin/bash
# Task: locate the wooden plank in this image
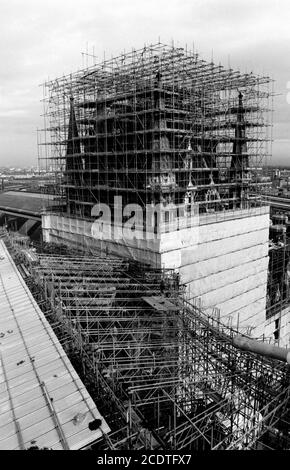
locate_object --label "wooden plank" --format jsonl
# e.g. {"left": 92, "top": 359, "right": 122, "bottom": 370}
{"left": 142, "top": 295, "right": 178, "bottom": 311}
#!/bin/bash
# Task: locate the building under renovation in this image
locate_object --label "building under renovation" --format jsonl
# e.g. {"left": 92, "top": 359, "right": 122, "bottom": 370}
{"left": 40, "top": 42, "right": 274, "bottom": 339}
{"left": 1, "top": 41, "right": 288, "bottom": 451}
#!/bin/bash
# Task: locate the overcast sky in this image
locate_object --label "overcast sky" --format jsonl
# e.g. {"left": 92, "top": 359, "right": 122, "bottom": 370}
{"left": 1, "top": 0, "right": 290, "bottom": 167}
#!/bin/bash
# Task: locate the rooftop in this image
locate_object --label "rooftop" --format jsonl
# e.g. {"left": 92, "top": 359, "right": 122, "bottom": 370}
{"left": 0, "top": 239, "right": 110, "bottom": 450}
{"left": 0, "top": 191, "right": 53, "bottom": 218}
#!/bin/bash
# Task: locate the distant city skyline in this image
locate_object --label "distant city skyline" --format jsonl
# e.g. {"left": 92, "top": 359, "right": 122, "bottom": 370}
{"left": 0, "top": 0, "right": 290, "bottom": 167}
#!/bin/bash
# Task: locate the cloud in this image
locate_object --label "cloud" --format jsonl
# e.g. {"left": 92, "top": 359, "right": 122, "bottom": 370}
{"left": 0, "top": 0, "right": 289, "bottom": 165}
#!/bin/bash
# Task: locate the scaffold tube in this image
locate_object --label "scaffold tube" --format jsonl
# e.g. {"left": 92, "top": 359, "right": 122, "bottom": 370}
{"left": 233, "top": 335, "right": 290, "bottom": 364}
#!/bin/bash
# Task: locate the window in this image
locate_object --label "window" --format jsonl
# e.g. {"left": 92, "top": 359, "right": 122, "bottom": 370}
{"left": 274, "top": 318, "right": 280, "bottom": 341}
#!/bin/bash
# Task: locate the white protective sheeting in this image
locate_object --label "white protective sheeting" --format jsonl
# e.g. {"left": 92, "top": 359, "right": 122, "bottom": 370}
{"left": 43, "top": 207, "right": 270, "bottom": 336}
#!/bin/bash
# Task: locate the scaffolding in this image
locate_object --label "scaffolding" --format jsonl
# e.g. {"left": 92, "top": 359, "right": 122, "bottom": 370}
{"left": 3, "top": 231, "right": 287, "bottom": 451}
{"left": 39, "top": 42, "right": 273, "bottom": 227}
{"left": 265, "top": 210, "right": 290, "bottom": 347}
{"left": 23, "top": 42, "right": 290, "bottom": 450}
